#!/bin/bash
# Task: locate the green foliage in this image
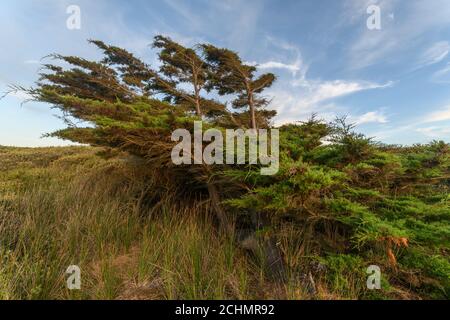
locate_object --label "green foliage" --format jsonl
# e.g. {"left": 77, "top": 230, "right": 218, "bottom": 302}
{"left": 202, "top": 43, "right": 276, "bottom": 129}
{"left": 319, "top": 254, "right": 366, "bottom": 297}
{"left": 225, "top": 117, "right": 449, "bottom": 299}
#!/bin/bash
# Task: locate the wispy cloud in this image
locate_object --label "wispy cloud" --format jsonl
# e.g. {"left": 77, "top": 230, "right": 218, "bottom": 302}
{"left": 163, "top": 0, "right": 201, "bottom": 30}
{"left": 353, "top": 110, "right": 388, "bottom": 125}
{"left": 346, "top": 0, "right": 450, "bottom": 69}
{"left": 270, "top": 77, "right": 393, "bottom": 125}
{"left": 416, "top": 126, "right": 450, "bottom": 137}
{"left": 266, "top": 35, "right": 302, "bottom": 54}
{"left": 423, "top": 105, "right": 450, "bottom": 123}
{"left": 294, "top": 79, "right": 393, "bottom": 101}
{"left": 432, "top": 63, "right": 450, "bottom": 83}
{"left": 371, "top": 104, "right": 450, "bottom": 142}
{"left": 345, "top": 0, "right": 399, "bottom": 69}
{"left": 261, "top": 36, "right": 307, "bottom": 78}
{"left": 247, "top": 59, "right": 302, "bottom": 76}
{"left": 261, "top": 36, "right": 395, "bottom": 125}
{"left": 417, "top": 41, "right": 450, "bottom": 68}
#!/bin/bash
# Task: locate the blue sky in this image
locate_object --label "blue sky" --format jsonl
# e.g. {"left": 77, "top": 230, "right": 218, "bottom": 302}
{"left": 1, "top": 0, "right": 450, "bottom": 146}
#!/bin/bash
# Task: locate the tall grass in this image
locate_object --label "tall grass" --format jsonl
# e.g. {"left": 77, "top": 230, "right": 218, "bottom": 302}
{"left": 0, "top": 147, "right": 307, "bottom": 300}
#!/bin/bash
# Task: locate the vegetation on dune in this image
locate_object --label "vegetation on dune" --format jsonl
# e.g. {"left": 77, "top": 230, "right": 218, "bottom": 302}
{"left": 0, "top": 146, "right": 308, "bottom": 299}
{"left": 1, "top": 35, "right": 449, "bottom": 299}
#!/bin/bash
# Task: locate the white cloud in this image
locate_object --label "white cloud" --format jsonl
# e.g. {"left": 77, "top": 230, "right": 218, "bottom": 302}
{"left": 266, "top": 36, "right": 303, "bottom": 54}
{"left": 354, "top": 111, "right": 388, "bottom": 125}
{"left": 269, "top": 78, "right": 393, "bottom": 125}
{"left": 346, "top": 0, "right": 450, "bottom": 69}
{"left": 296, "top": 79, "right": 393, "bottom": 102}
{"left": 247, "top": 58, "right": 302, "bottom": 76}
{"left": 432, "top": 63, "right": 450, "bottom": 83}
{"left": 416, "top": 126, "right": 450, "bottom": 137}
{"left": 345, "top": 0, "right": 399, "bottom": 69}
{"left": 370, "top": 104, "right": 450, "bottom": 142}
{"left": 163, "top": 0, "right": 201, "bottom": 30}
{"left": 258, "top": 36, "right": 308, "bottom": 78}
{"left": 262, "top": 38, "right": 394, "bottom": 125}
{"left": 423, "top": 105, "right": 450, "bottom": 123}
{"left": 257, "top": 61, "right": 301, "bottom": 75}
{"left": 418, "top": 41, "right": 450, "bottom": 68}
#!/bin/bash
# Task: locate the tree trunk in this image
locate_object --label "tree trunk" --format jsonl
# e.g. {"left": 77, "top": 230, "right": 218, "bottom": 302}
{"left": 207, "top": 182, "right": 234, "bottom": 235}
{"left": 248, "top": 92, "right": 257, "bottom": 130}
{"left": 194, "top": 86, "right": 202, "bottom": 117}
{"left": 238, "top": 211, "right": 287, "bottom": 282}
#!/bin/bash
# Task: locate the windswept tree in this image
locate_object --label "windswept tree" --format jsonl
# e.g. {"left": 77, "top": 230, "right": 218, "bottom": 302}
{"left": 27, "top": 41, "right": 177, "bottom": 153}
{"left": 151, "top": 36, "right": 226, "bottom": 118}
{"left": 13, "top": 36, "right": 292, "bottom": 279}
{"left": 92, "top": 37, "right": 230, "bottom": 121}
{"left": 88, "top": 40, "right": 156, "bottom": 98}
{"left": 19, "top": 37, "right": 275, "bottom": 235}
{"left": 202, "top": 44, "right": 276, "bottom": 129}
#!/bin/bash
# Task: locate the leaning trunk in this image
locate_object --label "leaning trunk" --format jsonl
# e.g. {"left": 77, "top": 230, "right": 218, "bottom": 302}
{"left": 248, "top": 93, "right": 257, "bottom": 130}
{"left": 206, "top": 182, "right": 234, "bottom": 235}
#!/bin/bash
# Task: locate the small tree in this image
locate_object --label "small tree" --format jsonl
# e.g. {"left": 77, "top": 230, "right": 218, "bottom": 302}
{"left": 151, "top": 36, "right": 226, "bottom": 118}
{"left": 201, "top": 44, "right": 276, "bottom": 129}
